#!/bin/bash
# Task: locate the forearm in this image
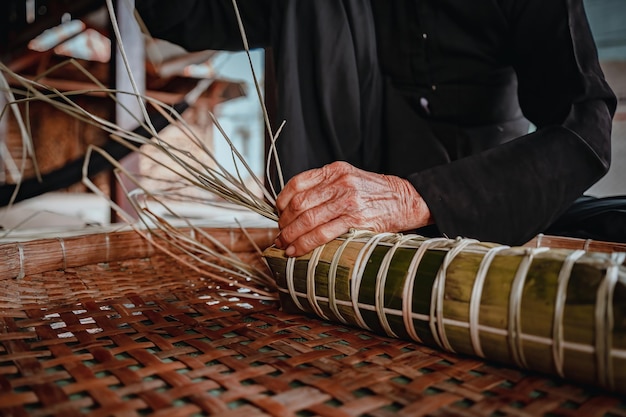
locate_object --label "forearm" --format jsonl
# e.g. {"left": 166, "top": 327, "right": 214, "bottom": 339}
{"left": 409, "top": 99, "right": 613, "bottom": 245}
{"left": 412, "top": 0, "right": 617, "bottom": 245}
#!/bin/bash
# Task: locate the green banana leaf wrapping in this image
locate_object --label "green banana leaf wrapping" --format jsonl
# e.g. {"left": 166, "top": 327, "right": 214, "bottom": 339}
{"left": 263, "top": 230, "right": 626, "bottom": 394}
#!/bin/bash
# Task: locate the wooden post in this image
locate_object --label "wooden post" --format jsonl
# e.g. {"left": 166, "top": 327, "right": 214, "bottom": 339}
{"left": 112, "top": 0, "right": 144, "bottom": 221}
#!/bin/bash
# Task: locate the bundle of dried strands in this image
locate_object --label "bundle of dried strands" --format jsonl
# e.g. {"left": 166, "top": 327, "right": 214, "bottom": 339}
{"left": 263, "top": 230, "right": 626, "bottom": 394}
{"left": 1, "top": 0, "right": 281, "bottom": 298}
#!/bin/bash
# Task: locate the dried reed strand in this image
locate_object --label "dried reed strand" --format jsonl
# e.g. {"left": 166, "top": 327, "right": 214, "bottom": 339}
{"left": 0, "top": 0, "right": 282, "bottom": 297}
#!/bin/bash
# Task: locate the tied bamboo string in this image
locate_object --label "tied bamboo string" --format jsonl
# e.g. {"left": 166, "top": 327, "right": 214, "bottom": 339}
{"left": 552, "top": 249, "right": 586, "bottom": 377}
{"left": 286, "top": 256, "right": 304, "bottom": 311}
{"left": 351, "top": 232, "right": 397, "bottom": 331}
{"left": 328, "top": 229, "right": 373, "bottom": 324}
{"left": 430, "top": 238, "right": 477, "bottom": 353}
{"left": 595, "top": 264, "right": 613, "bottom": 389}
{"left": 596, "top": 252, "right": 626, "bottom": 390}
{"left": 402, "top": 237, "right": 448, "bottom": 343}
{"left": 469, "top": 244, "right": 509, "bottom": 358}
{"left": 508, "top": 247, "right": 549, "bottom": 369}
{"left": 306, "top": 244, "right": 329, "bottom": 320}
{"left": 375, "top": 233, "right": 420, "bottom": 338}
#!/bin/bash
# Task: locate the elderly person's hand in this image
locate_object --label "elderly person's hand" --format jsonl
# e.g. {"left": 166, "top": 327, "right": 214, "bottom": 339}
{"left": 274, "top": 161, "right": 433, "bottom": 257}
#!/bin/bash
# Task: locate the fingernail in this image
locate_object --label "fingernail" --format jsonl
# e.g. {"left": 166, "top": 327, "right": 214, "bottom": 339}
{"left": 285, "top": 246, "right": 296, "bottom": 257}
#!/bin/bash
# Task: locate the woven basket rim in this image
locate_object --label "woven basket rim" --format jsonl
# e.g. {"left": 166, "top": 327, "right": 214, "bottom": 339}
{"left": 0, "top": 225, "right": 278, "bottom": 280}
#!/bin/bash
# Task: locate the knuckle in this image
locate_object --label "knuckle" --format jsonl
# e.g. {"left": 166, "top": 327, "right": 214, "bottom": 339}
{"left": 285, "top": 173, "right": 308, "bottom": 193}
{"left": 327, "top": 160, "right": 346, "bottom": 170}
{"left": 300, "top": 231, "right": 328, "bottom": 253}
{"left": 343, "top": 195, "right": 360, "bottom": 212}
{"left": 278, "top": 226, "right": 296, "bottom": 246}
{"left": 275, "top": 195, "right": 288, "bottom": 212}
{"left": 289, "top": 193, "right": 308, "bottom": 212}
{"left": 320, "top": 226, "right": 341, "bottom": 243}
{"left": 287, "top": 177, "right": 304, "bottom": 193}
{"left": 346, "top": 213, "right": 364, "bottom": 229}
{"left": 342, "top": 174, "right": 361, "bottom": 189}
{"left": 324, "top": 161, "right": 350, "bottom": 176}
{"left": 299, "top": 209, "right": 319, "bottom": 227}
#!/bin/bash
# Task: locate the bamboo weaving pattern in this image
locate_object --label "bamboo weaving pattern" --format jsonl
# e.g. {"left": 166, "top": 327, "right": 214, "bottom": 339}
{"left": 264, "top": 230, "right": 626, "bottom": 394}
{"left": 2, "top": 229, "right": 625, "bottom": 416}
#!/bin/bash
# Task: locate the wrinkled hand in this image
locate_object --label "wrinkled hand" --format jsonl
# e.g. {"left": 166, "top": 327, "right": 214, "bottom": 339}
{"left": 275, "top": 161, "right": 433, "bottom": 257}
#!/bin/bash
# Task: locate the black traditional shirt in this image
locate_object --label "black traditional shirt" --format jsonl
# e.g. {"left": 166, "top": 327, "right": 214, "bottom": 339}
{"left": 137, "top": 0, "right": 616, "bottom": 245}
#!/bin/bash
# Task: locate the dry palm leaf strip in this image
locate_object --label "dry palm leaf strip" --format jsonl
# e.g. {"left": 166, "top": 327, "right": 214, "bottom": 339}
{"left": 263, "top": 230, "right": 626, "bottom": 394}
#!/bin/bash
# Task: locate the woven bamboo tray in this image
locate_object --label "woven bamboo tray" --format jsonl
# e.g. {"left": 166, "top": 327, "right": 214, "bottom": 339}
{"left": 1, "top": 228, "right": 625, "bottom": 417}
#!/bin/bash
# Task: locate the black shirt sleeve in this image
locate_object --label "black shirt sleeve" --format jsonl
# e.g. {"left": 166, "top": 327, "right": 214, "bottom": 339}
{"left": 408, "top": 0, "right": 616, "bottom": 245}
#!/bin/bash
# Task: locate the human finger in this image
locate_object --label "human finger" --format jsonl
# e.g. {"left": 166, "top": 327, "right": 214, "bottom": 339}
{"left": 277, "top": 182, "right": 348, "bottom": 231}
{"left": 277, "top": 191, "right": 356, "bottom": 248}
{"left": 276, "top": 161, "right": 352, "bottom": 214}
{"left": 275, "top": 167, "right": 326, "bottom": 214}
{"left": 283, "top": 216, "right": 353, "bottom": 257}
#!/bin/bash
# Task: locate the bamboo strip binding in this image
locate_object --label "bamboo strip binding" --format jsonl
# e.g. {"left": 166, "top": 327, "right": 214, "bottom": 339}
{"left": 263, "top": 230, "right": 626, "bottom": 394}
